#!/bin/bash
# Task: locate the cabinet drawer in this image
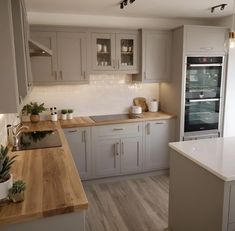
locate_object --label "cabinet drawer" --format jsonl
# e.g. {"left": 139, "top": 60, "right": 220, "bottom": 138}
{"left": 93, "top": 123, "right": 142, "bottom": 137}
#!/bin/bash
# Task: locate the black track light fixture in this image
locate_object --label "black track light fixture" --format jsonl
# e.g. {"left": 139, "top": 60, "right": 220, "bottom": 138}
{"left": 211, "top": 3, "right": 227, "bottom": 13}
{"left": 120, "top": 0, "right": 136, "bottom": 9}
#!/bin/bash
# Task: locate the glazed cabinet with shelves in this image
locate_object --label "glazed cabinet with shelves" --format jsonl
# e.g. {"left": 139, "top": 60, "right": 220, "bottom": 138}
{"left": 91, "top": 31, "right": 138, "bottom": 74}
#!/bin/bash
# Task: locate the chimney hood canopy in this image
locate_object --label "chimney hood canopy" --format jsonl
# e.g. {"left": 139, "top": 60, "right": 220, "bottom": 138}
{"left": 29, "top": 39, "right": 52, "bottom": 57}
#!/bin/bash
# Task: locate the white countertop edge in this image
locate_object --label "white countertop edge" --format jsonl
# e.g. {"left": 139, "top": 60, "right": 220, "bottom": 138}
{"left": 168, "top": 143, "right": 234, "bottom": 182}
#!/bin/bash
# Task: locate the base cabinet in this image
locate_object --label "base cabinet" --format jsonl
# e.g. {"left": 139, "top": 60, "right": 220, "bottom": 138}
{"left": 144, "top": 119, "right": 175, "bottom": 171}
{"left": 63, "top": 127, "right": 91, "bottom": 180}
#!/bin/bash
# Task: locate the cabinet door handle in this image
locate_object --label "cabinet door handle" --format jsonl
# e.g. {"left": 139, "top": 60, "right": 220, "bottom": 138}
{"left": 116, "top": 143, "right": 120, "bottom": 156}
{"left": 83, "top": 71, "right": 86, "bottom": 80}
{"left": 121, "top": 142, "right": 124, "bottom": 155}
{"left": 155, "top": 122, "right": 166, "bottom": 125}
{"left": 82, "top": 130, "right": 86, "bottom": 143}
{"left": 112, "top": 59, "right": 116, "bottom": 69}
{"left": 137, "top": 141, "right": 139, "bottom": 166}
{"left": 67, "top": 130, "right": 78, "bottom": 133}
{"left": 54, "top": 71, "right": 58, "bottom": 80}
{"left": 113, "top": 128, "right": 124, "bottom": 131}
{"left": 60, "top": 71, "right": 63, "bottom": 80}
{"left": 117, "top": 59, "right": 120, "bottom": 69}
{"left": 147, "top": 123, "right": 151, "bottom": 135}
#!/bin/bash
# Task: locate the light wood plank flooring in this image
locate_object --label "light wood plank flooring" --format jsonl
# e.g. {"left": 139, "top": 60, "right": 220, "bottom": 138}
{"left": 83, "top": 174, "right": 169, "bottom": 231}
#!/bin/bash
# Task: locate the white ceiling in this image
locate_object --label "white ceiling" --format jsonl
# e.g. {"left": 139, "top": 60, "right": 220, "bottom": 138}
{"left": 25, "top": 0, "right": 233, "bottom": 19}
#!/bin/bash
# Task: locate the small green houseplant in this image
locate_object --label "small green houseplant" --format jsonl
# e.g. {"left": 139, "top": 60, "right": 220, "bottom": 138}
{"left": 67, "top": 109, "right": 74, "bottom": 120}
{"left": 0, "top": 145, "right": 17, "bottom": 200}
{"left": 8, "top": 180, "right": 26, "bottom": 203}
{"left": 22, "top": 102, "right": 46, "bottom": 123}
{"left": 61, "top": 109, "right": 68, "bottom": 120}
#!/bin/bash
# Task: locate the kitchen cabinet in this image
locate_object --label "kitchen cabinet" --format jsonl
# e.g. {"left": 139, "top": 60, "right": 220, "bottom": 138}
{"left": 120, "top": 136, "right": 142, "bottom": 174}
{"left": 133, "top": 30, "right": 172, "bottom": 83}
{"left": 11, "top": 0, "right": 32, "bottom": 101}
{"left": 31, "top": 31, "right": 87, "bottom": 84}
{"left": 92, "top": 137, "right": 121, "bottom": 177}
{"left": 144, "top": 119, "right": 175, "bottom": 171}
{"left": 184, "top": 25, "right": 227, "bottom": 54}
{"left": 30, "top": 32, "right": 58, "bottom": 84}
{"left": 90, "top": 31, "right": 138, "bottom": 74}
{"left": 91, "top": 123, "right": 143, "bottom": 178}
{"left": 0, "top": 0, "right": 19, "bottom": 113}
{"left": 63, "top": 127, "right": 91, "bottom": 180}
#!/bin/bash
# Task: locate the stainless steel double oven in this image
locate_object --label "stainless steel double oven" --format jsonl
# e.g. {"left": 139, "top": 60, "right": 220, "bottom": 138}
{"left": 183, "top": 56, "right": 225, "bottom": 140}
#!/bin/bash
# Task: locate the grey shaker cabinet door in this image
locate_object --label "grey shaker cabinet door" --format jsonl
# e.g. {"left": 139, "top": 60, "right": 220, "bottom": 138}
{"left": 184, "top": 26, "right": 227, "bottom": 54}
{"left": 142, "top": 30, "right": 172, "bottom": 83}
{"left": 92, "top": 137, "right": 121, "bottom": 177}
{"left": 116, "top": 33, "right": 138, "bottom": 72}
{"left": 30, "top": 32, "right": 58, "bottom": 83}
{"left": 63, "top": 128, "right": 91, "bottom": 180}
{"left": 91, "top": 33, "right": 116, "bottom": 71}
{"left": 144, "top": 120, "right": 174, "bottom": 171}
{"left": 57, "top": 32, "right": 87, "bottom": 82}
{"left": 120, "top": 136, "right": 143, "bottom": 174}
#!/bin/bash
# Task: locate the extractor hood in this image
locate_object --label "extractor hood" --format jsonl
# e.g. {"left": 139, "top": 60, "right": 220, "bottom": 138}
{"left": 29, "top": 39, "right": 52, "bottom": 57}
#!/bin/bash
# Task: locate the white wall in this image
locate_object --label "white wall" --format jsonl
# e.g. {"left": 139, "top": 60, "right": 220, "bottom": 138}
{"left": 23, "top": 75, "right": 159, "bottom": 118}
{"left": 213, "top": 16, "right": 235, "bottom": 137}
{"left": 27, "top": 12, "right": 211, "bottom": 29}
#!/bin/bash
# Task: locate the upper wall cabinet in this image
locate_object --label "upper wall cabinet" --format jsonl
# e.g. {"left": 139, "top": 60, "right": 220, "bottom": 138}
{"left": 30, "top": 30, "right": 87, "bottom": 85}
{"left": 133, "top": 30, "right": 172, "bottom": 83}
{"left": 184, "top": 25, "right": 228, "bottom": 54}
{"left": 90, "top": 31, "right": 138, "bottom": 74}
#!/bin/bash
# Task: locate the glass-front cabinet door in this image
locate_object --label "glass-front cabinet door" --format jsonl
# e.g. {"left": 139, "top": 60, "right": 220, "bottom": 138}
{"left": 116, "top": 34, "right": 138, "bottom": 71}
{"left": 91, "top": 33, "right": 116, "bottom": 71}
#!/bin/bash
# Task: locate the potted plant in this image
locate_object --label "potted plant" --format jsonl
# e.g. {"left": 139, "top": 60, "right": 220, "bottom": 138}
{"left": 0, "top": 145, "right": 17, "bottom": 200}
{"left": 8, "top": 180, "right": 26, "bottom": 203}
{"left": 22, "top": 102, "right": 46, "bottom": 123}
{"left": 61, "top": 109, "right": 68, "bottom": 120}
{"left": 67, "top": 109, "right": 74, "bottom": 120}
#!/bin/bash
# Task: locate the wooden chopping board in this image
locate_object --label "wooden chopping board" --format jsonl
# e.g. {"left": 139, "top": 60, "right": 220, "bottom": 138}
{"left": 133, "top": 97, "right": 148, "bottom": 112}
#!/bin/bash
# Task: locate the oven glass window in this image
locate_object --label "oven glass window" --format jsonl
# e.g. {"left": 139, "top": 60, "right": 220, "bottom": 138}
{"left": 186, "top": 66, "right": 222, "bottom": 99}
{"left": 185, "top": 100, "right": 220, "bottom": 132}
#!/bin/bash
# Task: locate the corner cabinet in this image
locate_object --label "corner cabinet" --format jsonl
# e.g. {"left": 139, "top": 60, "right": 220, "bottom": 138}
{"left": 63, "top": 127, "right": 91, "bottom": 180}
{"left": 30, "top": 30, "right": 88, "bottom": 85}
{"left": 133, "top": 30, "right": 172, "bottom": 83}
{"left": 144, "top": 119, "right": 175, "bottom": 171}
{"left": 90, "top": 31, "right": 138, "bottom": 74}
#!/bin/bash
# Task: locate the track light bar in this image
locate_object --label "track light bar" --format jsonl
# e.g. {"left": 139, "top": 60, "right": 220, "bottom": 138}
{"left": 120, "top": 0, "right": 136, "bottom": 9}
{"left": 211, "top": 4, "right": 227, "bottom": 13}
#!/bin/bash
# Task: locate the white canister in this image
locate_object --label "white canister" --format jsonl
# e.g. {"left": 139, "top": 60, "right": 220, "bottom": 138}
{"left": 61, "top": 114, "right": 67, "bottom": 120}
{"left": 67, "top": 113, "right": 73, "bottom": 120}
{"left": 148, "top": 100, "right": 159, "bottom": 112}
{"left": 131, "top": 106, "right": 142, "bottom": 114}
{"left": 51, "top": 113, "right": 58, "bottom": 122}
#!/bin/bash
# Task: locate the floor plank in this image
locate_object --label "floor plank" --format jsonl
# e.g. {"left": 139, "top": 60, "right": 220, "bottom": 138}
{"left": 83, "top": 174, "right": 169, "bottom": 231}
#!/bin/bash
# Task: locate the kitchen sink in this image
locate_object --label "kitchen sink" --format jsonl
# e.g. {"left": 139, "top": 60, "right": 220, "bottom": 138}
{"left": 12, "top": 130, "right": 62, "bottom": 151}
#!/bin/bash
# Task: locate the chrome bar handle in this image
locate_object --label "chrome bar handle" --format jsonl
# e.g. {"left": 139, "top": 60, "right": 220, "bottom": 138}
{"left": 146, "top": 123, "right": 151, "bottom": 135}
{"left": 60, "top": 71, "right": 63, "bottom": 80}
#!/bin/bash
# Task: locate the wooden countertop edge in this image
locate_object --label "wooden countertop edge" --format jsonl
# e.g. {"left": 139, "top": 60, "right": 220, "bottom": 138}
{"left": 60, "top": 112, "right": 176, "bottom": 128}
{"left": 0, "top": 121, "right": 88, "bottom": 226}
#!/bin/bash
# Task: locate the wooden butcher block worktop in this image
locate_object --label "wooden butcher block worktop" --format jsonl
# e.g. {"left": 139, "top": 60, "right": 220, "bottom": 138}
{"left": 0, "top": 121, "right": 88, "bottom": 226}
{"left": 61, "top": 111, "right": 175, "bottom": 128}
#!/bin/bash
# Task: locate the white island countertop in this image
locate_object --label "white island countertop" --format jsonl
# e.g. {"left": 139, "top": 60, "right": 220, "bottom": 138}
{"left": 169, "top": 137, "right": 235, "bottom": 181}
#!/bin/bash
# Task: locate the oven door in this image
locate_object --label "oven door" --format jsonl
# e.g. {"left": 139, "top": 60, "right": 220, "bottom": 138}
{"left": 184, "top": 98, "right": 220, "bottom": 132}
{"left": 186, "top": 64, "right": 222, "bottom": 99}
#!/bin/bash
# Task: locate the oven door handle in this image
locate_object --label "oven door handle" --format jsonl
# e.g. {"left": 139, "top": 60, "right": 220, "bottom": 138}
{"left": 187, "top": 64, "right": 222, "bottom": 67}
{"left": 188, "top": 98, "right": 220, "bottom": 103}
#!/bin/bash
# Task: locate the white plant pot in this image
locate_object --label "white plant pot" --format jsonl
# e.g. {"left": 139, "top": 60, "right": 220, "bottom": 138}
{"left": 67, "top": 113, "right": 73, "bottom": 120}
{"left": 62, "top": 114, "right": 67, "bottom": 120}
{"left": 0, "top": 175, "right": 13, "bottom": 200}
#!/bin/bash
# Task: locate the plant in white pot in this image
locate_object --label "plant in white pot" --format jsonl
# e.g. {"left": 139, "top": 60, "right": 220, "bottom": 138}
{"left": 61, "top": 109, "right": 68, "bottom": 120}
{"left": 0, "top": 145, "right": 17, "bottom": 200}
{"left": 67, "top": 109, "right": 74, "bottom": 120}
